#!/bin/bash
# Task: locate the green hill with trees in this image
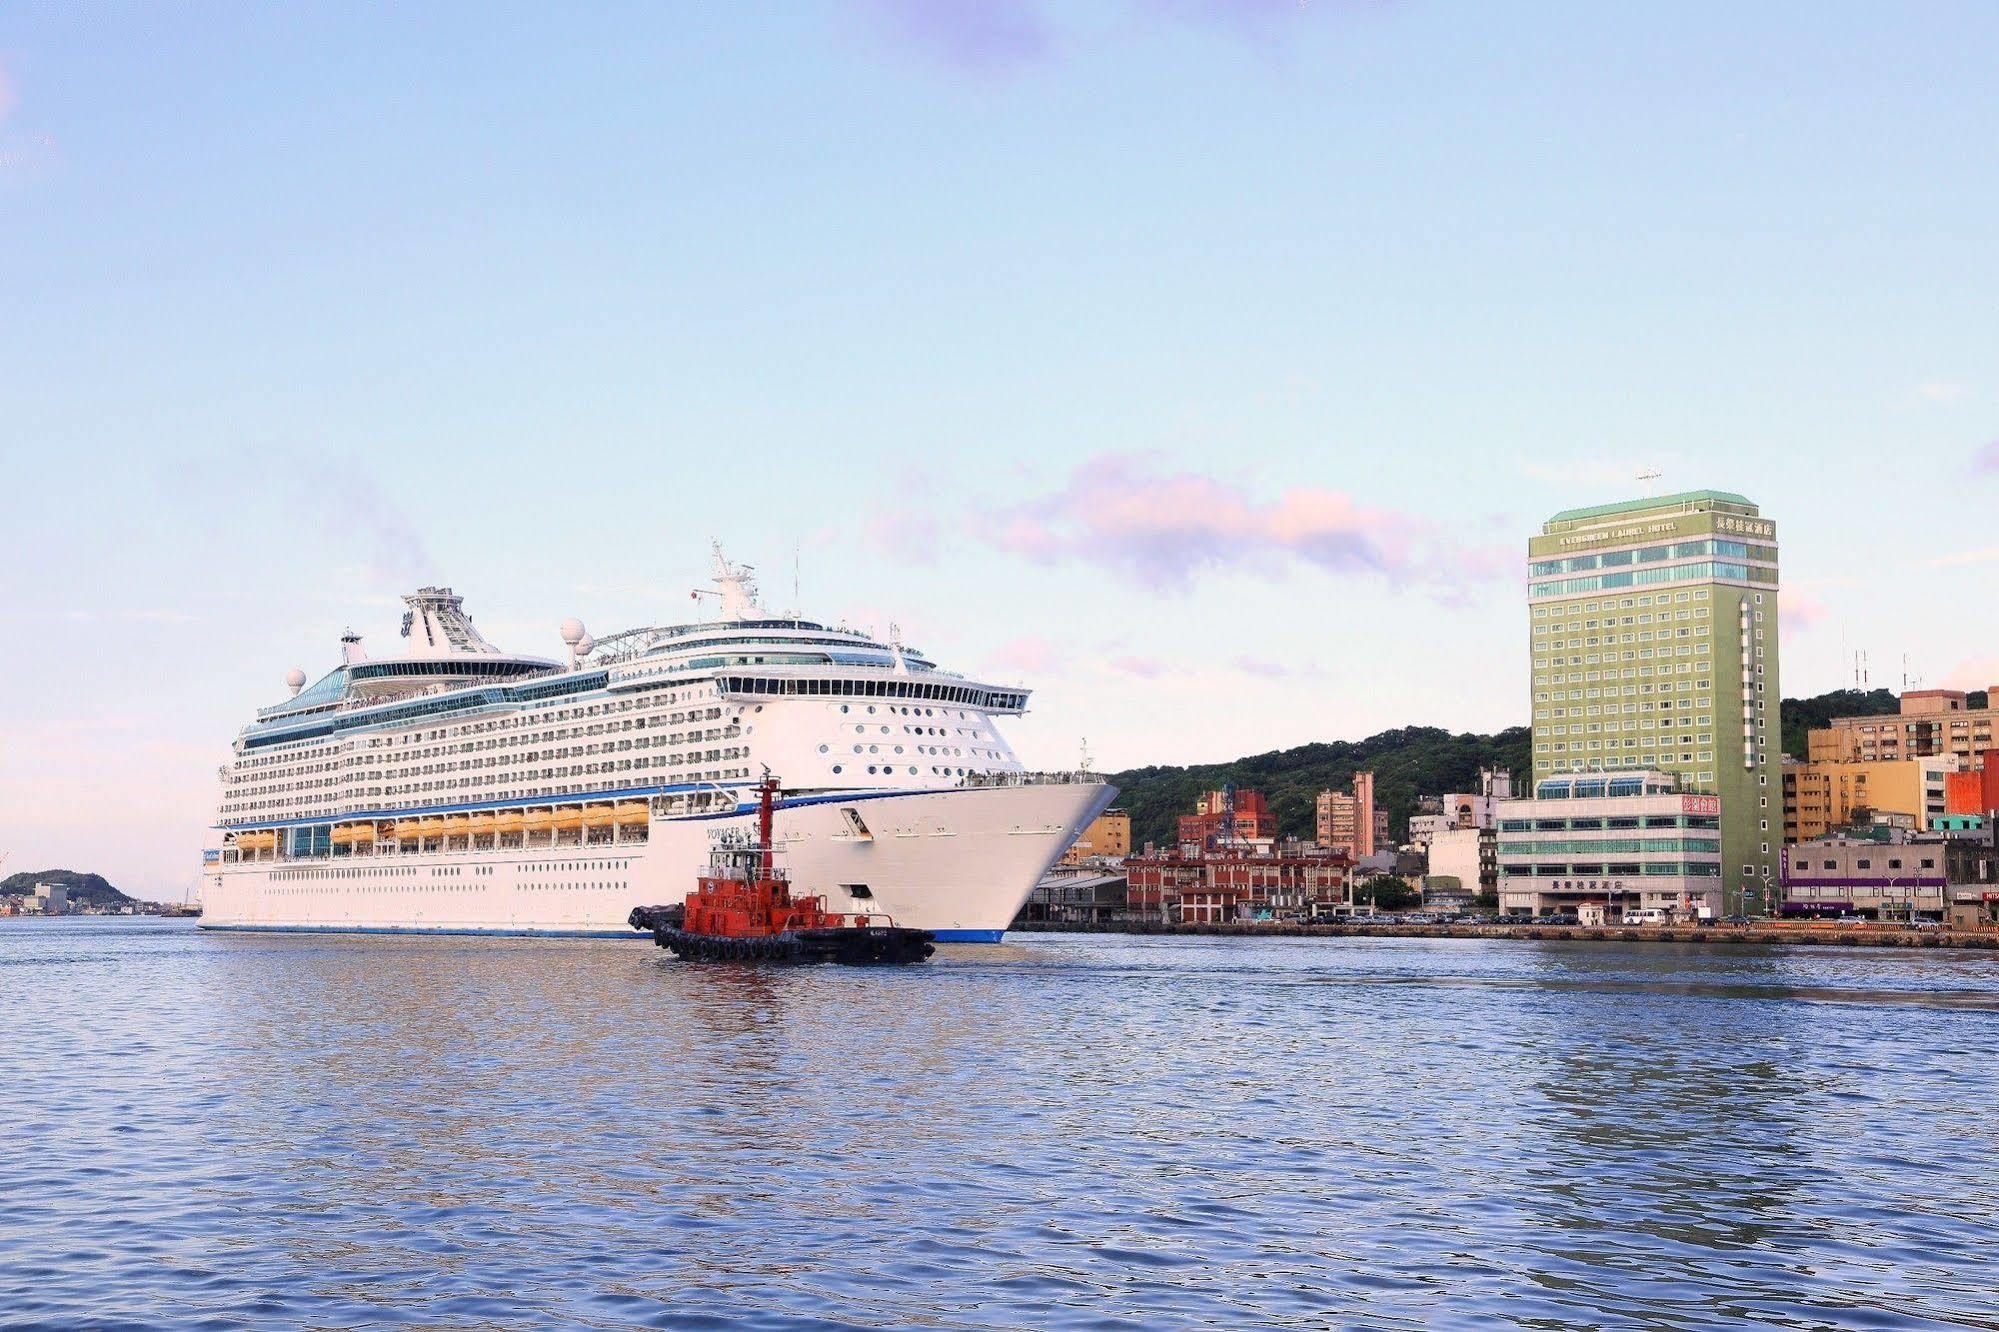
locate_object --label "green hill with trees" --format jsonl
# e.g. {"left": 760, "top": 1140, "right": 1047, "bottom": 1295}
{"left": 0, "top": 870, "right": 134, "bottom": 908}
{"left": 1107, "top": 726, "right": 1531, "bottom": 850}
{"left": 1106, "top": 688, "right": 1952, "bottom": 848}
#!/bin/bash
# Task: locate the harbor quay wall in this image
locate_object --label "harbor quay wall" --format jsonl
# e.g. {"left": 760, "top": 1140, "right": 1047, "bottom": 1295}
{"left": 1011, "top": 920, "right": 1999, "bottom": 950}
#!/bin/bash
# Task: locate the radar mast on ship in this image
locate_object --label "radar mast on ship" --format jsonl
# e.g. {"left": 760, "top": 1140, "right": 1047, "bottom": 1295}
{"left": 693, "top": 542, "right": 762, "bottom": 620}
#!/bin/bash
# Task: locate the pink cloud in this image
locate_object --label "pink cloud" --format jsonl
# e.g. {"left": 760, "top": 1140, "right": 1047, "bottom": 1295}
{"left": 1943, "top": 659, "right": 1999, "bottom": 692}
{"left": 1782, "top": 591, "right": 1828, "bottom": 639}
{"left": 0, "top": 61, "right": 15, "bottom": 124}
{"left": 1975, "top": 439, "right": 1999, "bottom": 474}
{"left": 986, "top": 634, "right": 1065, "bottom": 677}
{"left": 983, "top": 452, "right": 1503, "bottom": 596}
{"left": 864, "top": 0, "right": 1375, "bottom": 77}
{"left": 864, "top": 0, "right": 1053, "bottom": 76}
{"left": 865, "top": 508, "right": 943, "bottom": 560}
{"left": 1109, "top": 654, "right": 1167, "bottom": 679}
{"left": 1232, "top": 655, "right": 1290, "bottom": 678}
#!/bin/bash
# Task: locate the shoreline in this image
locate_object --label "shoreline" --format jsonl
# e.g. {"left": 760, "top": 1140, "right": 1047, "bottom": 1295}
{"left": 1013, "top": 920, "right": 1999, "bottom": 950}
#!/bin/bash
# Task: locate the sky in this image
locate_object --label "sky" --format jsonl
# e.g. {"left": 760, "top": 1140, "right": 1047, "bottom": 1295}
{"left": 3, "top": 1, "right": 1997, "bottom": 898}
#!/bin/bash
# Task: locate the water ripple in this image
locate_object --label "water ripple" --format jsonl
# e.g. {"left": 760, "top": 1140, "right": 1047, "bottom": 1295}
{"left": 3, "top": 921, "right": 1998, "bottom": 1329}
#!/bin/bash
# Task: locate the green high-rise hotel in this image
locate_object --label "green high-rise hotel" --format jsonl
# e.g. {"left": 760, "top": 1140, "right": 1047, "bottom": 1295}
{"left": 1527, "top": 490, "right": 1780, "bottom": 915}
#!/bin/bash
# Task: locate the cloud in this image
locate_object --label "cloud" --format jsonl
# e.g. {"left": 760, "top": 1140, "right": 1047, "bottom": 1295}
{"left": 981, "top": 451, "right": 1503, "bottom": 596}
{"left": 864, "top": 0, "right": 1054, "bottom": 76}
{"left": 0, "top": 57, "right": 55, "bottom": 177}
{"left": 294, "top": 468, "right": 432, "bottom": 588}
{"left": 1942, "top": 658, "right": 1999, "bottom": 692}
{"left": 1916, "top": 381, "right": 1968, "bottom": 403}
{"left": 1781, "top": 591, "right": 1828, "bottom": 639}
{"left": 1233, "top": 655, "right": 1289, "bottom": 678}
{"left": 985, "top": 634, "right": 1065, "bottom": 677}
{"left": 1974, "top": 440, "right": 1999, "bottom": 474}
{"left": 863, "top": 0, "right": 1366, "bottom": 77}
{"left": 1108, "top": 654, "right": 1167, "bottom": 678}
{"left": 1926, "top": 546, "right": 1999, "bottom": 570}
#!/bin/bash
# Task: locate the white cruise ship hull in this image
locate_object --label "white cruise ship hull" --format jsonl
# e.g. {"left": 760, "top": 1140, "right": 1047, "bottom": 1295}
{"left": 200, "top": 781, "right": 1115, "bottom": 943}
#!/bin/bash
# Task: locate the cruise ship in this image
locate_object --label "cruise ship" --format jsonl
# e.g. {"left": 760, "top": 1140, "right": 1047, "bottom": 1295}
{"left": 200, "top": 550, "right": 1114, "bottom": 941}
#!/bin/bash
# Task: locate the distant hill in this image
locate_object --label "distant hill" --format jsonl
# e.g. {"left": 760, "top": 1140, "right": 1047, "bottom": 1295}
{"left": 0, "top": 870, "right": 134, "bottom": 908}
{"left": 1107, "top": 726, "right": 1532, "bottom": 849}
{"left": 1778, "top": 688, "right": 1899, "bottom": 760}
{"left": 1106, "top": 688, "right": 1971, "bottom": 848}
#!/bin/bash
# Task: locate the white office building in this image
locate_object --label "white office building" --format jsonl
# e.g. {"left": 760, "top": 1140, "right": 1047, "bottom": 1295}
{"left": 1496, "top": 770, "right": 1725, "bottom": 918}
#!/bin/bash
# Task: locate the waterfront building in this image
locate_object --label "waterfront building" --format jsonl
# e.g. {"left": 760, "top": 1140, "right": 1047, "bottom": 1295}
{"left": 1126, "top": 845, "right": 1349, "bottom": 924}
{"left": 1780, "top": 831, "right": 1950, "bottom": 921}
{"left": 1060, "top": 807, "right": 1132, "bottom": 866}
{"left": 1809, "top": 689, "right": 1998, "bottom": 764}
{"left": 28, "top": 884, "right": 70, "bottom": 916}
{"left": 1529, "top": 490, "right": 1779, "bottom": 914}
{"left": 1178, "top": 790, "right": 1275, "bottom": 848}
{"left": 1782, "top": 755, "right": 1958, "bottom": 842}
{"left": 1018, "top": 869, "right": 1128, "bottom": 926}
{"left": 1316, "top": 771, "right": 1380, "bottom": 858}
{"left": 1496, "top": 770, "right": 1725, "bottom": 918}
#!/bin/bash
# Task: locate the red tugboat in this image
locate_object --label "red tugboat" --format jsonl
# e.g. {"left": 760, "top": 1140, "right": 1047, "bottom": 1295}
{"left": 628, "top": 775, "right": 935, "bottom": 965}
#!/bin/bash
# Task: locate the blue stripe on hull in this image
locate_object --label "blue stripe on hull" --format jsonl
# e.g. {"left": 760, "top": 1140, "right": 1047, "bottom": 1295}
{"left": 930, "top": 929, "right": 1005, "bottom": 943}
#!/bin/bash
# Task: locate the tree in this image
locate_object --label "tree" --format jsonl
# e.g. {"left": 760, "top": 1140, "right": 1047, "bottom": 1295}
{"left": 1473, "top": 888, "right": 1498, "bottom": 910}
{"left": 1356, "top": 875, "right": 1419, "bottom": 911}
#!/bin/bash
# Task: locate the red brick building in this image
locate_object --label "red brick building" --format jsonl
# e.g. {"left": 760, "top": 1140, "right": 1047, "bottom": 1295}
{"left": 1126, "top": 846, "right": 1351, "bottom": 924}
{"left": 1177, "top": 789, "right": 1276, "bottom": 847}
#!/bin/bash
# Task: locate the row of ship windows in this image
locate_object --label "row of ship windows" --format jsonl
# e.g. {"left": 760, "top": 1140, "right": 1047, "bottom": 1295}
{"left": 228, "top": 700, "right": 1001, "bottom": 809}
{"left": 268, "top": 860, "right": 630, "bottom": 881}
{"left": 221, "top": 751, "right": 749, "bottom": 815}
{"left": 265, "top": 880, "right": 626, "bottom": 895}
{"left": 230, "top": 714, "right": 736, "bottom": 795}
{"left": 235, "top": 687, "right": 730, "bottom": 778}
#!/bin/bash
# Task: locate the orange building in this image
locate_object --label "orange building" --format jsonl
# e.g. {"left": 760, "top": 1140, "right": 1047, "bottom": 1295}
{"left": 1060, "top": 808, "right": 1132, "bottom": 866}
{"left": 1316, "top": 771, "right": 1379, "bottom": 858}
{"left": 1811, "top": 689, "right": 1999, "bottom": 763}
{"left": 1945, "top": 754, "right": 1999, "bottom": 817}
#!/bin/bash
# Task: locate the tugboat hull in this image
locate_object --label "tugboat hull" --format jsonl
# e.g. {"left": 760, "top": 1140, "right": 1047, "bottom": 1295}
{"left": 630, "top": 907, "right": 933, "bottom": 965}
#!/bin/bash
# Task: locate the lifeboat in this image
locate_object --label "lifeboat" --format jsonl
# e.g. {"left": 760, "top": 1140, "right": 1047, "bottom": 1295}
{"left": 582, "top": 804, "right": 615, "bottom": 828}
{"left": 493, "top": 810, "right": 527, "bottom": 833}
{"left": 614, "top": 801, "right": 649, "bottom": 827}
{"left": 522, "top": 808, "right": 555, "bottom": 832}
{"left": 234, "top": 830, "right": 276, "bottom": 852}
{"left": 553, "top": 808, "right": 585, "bottom": 831}
{"left": 392, "top": 819, "right": 427, "bottom": 841}
{"left": 628, "top": 776, "right": 933, "bottom": 966}
{"left": 442, "top": 814, "right": 472, "bottom": 837}
{"left": 464, "top": 813, "right": 498, "bottom": 836}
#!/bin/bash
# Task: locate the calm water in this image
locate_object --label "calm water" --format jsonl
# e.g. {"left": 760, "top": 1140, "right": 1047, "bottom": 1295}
{"left": 4, "top": 921, "right": 1998, "bottom": 1330}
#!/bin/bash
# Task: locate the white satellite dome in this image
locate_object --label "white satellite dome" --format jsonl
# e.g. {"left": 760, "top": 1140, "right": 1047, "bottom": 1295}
{"left": 285, "top": 668, "right": 307, "bottom": 695}
{"left": 559, "top": 617, "right": 586, "bottom": 646}
{"left": 575, "top": 634, "right": 596, "bottom": 657}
